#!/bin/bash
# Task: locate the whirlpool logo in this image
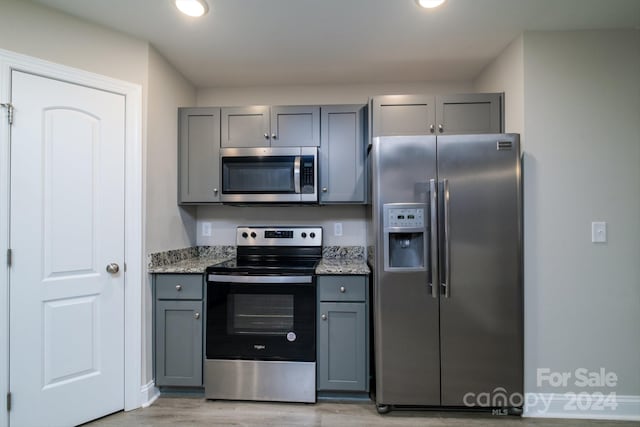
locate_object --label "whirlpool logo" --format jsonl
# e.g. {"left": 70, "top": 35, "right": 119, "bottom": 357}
{"left": 253, "top": 344, "right": 266, "bottom": 350}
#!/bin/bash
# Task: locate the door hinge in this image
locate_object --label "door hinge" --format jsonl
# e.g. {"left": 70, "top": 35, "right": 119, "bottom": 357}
{"left": 6, "top": 392, "right": 11, "bottom": 412}
{"left": 6, "top": 248, "right": 11, "bottom": 267}
{"left": 0, "top": 103, "right": 14, "bottom": 125}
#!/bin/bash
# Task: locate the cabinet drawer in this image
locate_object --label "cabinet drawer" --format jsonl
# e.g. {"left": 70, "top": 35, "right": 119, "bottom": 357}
{"left": 156, "top": 274, "right": 203, "bottom": 300}
{"left": 318, "top": 276, "right": 366, "bottom": 302}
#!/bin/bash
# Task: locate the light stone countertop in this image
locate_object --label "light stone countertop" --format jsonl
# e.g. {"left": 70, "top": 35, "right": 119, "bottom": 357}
{"left": 314, "top": 258, "right": 370, "bottom": 275}
{"left": 147, "top": 255, "right": 233, "bottom": 274}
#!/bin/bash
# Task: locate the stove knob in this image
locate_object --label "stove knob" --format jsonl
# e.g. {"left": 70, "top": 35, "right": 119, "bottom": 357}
{"left": 301, "top": 232, "right": 307, "bottom": 238}
{"left": 242, "top": 232, "right": 248, "bottom": 239}
{"left": 250, "top": 232, "right": 257, "bottom": 238}
{"left": 310, "top": 232, "right": 316, "bottom": 239}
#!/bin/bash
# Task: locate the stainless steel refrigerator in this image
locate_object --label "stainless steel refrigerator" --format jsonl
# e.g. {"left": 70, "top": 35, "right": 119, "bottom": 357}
{"left": 369, "top": 134, "right": 523, "bottom": 413}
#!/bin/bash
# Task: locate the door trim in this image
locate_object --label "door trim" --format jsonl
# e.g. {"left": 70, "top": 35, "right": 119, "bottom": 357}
{"left": 0, "top": 48, "right": 143, "bottom": 426}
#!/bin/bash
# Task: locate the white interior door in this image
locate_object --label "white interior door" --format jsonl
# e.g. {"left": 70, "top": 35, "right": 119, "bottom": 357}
{"left": 9, "top": 71, "right": 126, "bottom": 427}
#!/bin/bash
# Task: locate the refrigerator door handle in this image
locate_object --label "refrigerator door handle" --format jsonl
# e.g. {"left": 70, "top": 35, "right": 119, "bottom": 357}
{"left": 429, "top": 179, "right": 439, "bottom": 298}
{"left": 442, "top": 178, "right": 451, "bottom": 298}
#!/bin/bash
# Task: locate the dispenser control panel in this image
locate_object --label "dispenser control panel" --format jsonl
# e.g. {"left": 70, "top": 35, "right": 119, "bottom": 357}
{"left": 388, "top": 207, "right": 424, "bottom": 228}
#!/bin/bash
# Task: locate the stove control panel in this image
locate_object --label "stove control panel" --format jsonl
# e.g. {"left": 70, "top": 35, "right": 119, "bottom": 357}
{"left": 237, "top": 226, "right": 323, "bottom": 246}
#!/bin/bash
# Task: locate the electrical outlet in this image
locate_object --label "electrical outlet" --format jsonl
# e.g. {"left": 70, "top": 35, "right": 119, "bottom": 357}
{"left": 202, "top": 222, "right": 212, "bottom": 237}
{"left": 591, "top": 221, "right": 606, "bottom": 243}
{"left": 334, "top": 222, "right": 343, "bottom": 237}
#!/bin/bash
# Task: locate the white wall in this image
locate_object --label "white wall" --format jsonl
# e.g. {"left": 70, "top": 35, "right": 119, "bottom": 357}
{"left": 196, "top": 80, "right": 473, "bottom": 247}
{"left": 473, "top": 35, "right": 524, "bottom": 135}
{"left": 522, "top": 30, "right": 640, "bottom": 404}
{"left": 143, "top": 46, "right": 196, "bottom": 385}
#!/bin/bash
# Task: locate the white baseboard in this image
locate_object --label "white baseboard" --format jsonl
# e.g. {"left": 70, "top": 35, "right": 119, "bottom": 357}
{"left": 139, "top": 381, "right": 160, "bottom": 409}
{"left": 523, "top": 393, "right": 640, "bottom": 421}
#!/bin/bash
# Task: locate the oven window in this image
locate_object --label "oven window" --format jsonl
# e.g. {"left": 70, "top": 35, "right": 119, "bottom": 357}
{"left": 222, "top": 156, "right": 295, "bottom": 193}
{"left": 228, "top": 294, "right": 293, "bottom": 335}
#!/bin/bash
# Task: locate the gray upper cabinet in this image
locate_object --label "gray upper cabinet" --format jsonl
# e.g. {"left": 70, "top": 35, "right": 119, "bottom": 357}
{"left": 319, "top": 105, "right": 366, "bottom": 204}
{"left": 221, "top": 105, "right": 319, "bottom": 148}
{"left": 178, "top": 107, "right": 222, "bottom": 203}
{"left": 372, "top": 95, "right": 435, "bottom": 137}
{"left": 271, "top": 106, "right": 320, "bottom": 147}
{"left": 371, "top": 93, "right": 503, "bottom": 137}
{"left": 221, "top": 106, "right": 270, "bottom": 148}
{"left": 435, "top": 93, "right": 502, "bottom": 135}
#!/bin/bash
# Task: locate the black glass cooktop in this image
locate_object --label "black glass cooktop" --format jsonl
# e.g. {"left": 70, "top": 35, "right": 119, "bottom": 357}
{"left": 206, "top": 257, "right": 319, "bottom": 275}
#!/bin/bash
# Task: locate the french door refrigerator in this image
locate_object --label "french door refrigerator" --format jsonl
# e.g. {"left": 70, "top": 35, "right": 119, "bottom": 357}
{"left": 369, "top": 134, "right": 523, "bottom": 413}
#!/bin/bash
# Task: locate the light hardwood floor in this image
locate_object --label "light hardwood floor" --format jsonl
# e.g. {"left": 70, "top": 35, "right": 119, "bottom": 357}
{"left": 86, "top": 397, "right": 638, "bottom": 427}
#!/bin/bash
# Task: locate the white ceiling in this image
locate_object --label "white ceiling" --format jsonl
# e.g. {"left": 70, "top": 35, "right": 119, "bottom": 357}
{"left": 31, "top": 0, "right": 640, "bottom": 88}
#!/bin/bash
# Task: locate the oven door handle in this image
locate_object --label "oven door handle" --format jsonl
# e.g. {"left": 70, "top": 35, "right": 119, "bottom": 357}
{"left": 208, "top": 274, "right": 313, "bottom": 284}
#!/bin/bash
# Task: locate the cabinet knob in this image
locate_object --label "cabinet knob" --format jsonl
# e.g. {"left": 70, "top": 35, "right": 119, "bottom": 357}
{"left": 213, "top": 188, "right": 218, "bottom": 194}
{"left": 264, "top": 133, "right": 269, "bottom": 139}
{"left": 430, "top": 124, "right": 435, "bottom": 133}
{"left": 271, "top": 133, "right": 277, "bottom": 139}
{"left": 176, "top": 284, "right": 182, "bottom": 291}
{"left": 339, "top": 286, "right": 346, "bottom": 293}
{"left": 322, "top": 187, "right": 328, "bottom": 193}
{"left": 194, "top": 312, "right": 200, "bottom": 320}
{"left": 321, "top": 314, "right": 327, "bottom": 321}
{"left": 438, "top": 124, "right": 444, "bottom": 133}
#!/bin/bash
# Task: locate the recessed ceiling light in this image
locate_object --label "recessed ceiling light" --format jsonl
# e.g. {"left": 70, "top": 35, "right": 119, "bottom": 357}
{"left": 175, "top": 0, "right": 209, "bottom": 17}
{"left": 415, "top": 0, "right": 447, "bottom": 8}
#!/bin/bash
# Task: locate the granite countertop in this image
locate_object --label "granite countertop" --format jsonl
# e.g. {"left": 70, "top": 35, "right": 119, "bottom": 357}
{"left": 148, "top": 246, "right": 370, "bottom": 275}
{"left": 314, "top": 258, "right": 370, "bottom": 275}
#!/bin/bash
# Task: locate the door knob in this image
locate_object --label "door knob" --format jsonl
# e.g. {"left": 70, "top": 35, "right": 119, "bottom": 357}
{"left": 321, "top": 314, "right": 327, "bottom": 321}
{"left": 106, "top": 263, "right": 119, "bottom": 274}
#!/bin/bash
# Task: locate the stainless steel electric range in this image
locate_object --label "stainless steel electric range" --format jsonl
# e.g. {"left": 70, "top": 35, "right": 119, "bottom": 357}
{"left": 204, "top": 226, "right": 322, "bottom": 403}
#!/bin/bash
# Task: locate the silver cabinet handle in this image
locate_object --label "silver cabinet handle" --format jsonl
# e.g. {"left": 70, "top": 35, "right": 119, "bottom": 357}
{"left": 176, "top": 284, "right": 182, "bottom": 291}
{"left": 271, "top": 133, "right": 277, "bottom": 139}
{"left": 442, "top": 178, "right": 451, "bottom": 298}
{"left": 106, "top": 263, "right": 119, "bottom": 274}
{"left": 213, "top": 188, "right": 218, "bottom": 194}
{"left": 429, "top": 179, "right": 439, "bottom": 299}
{"left": 321, "top": 314, "right": 327, "bottom": 321}
{"left": 438, "top": 124, "right": 444, "bottom": 133}
{"left": 322, "top": 187, "right": 328, "bottom": 193}
{"left": 264, "top": 133, "right": 269, "bottom": 139}
{"left": 430, "top": 124, "right": 435, "bottom": 133}
{"left": 339, "top": 286, "right": 346, "bottom": 293}
{"left": 194, "top": 312, "right": 200, "bottom": 320}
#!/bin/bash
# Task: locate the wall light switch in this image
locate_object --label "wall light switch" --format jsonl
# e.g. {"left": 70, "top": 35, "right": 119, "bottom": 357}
{"left": 202, "top": 222, "right": 212, "bottom": 237}
{"left": 591, "top": 221, "right": 607, "bottom": 243}
{"left": 334, "top": 222, "right": 343, "bottom": 237}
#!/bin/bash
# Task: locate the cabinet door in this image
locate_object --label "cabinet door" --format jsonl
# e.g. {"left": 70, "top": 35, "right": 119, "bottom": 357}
{"left": 318, "top": 302, "right": 367, "bottom": 391}
{"left": 435, "top": 93, "right": 502, "bottom": 134}
{"left": 371, "top": 95, "right": 435, "bottom": 137}
{"left": 270, "top": 106, "right": 320, "bottom": 147}
{"left": 319, "top": 105, "right": 365, "bottom": 203}
{"left": 178, "top": 107, "right": 221, "bottom": 203}
{"left": 155, "top": 300, "right": 203, "bottom": 387}
{"left": 221, "top": 106, "right": 270, "bottom": 147}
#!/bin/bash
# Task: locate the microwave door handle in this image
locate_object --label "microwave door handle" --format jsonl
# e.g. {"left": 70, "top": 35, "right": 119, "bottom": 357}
{"left": 294, "top": 156, "right": 301, "bottom": 194}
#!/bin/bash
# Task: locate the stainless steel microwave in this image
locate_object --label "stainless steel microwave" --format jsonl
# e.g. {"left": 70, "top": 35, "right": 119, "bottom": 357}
{"left": 220, "top": 147, "right": 318, "bottom": 203}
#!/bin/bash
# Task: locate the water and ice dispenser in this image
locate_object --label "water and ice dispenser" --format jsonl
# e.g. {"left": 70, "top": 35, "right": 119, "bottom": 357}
{"left": 383, "top": 203, "right": 427, "bottom": 271}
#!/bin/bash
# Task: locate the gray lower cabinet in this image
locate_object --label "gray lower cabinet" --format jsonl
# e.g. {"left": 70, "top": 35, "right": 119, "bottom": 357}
{"left": 317, "top": 275, "right": 369, "bottom": 392}
{"left": 319, "top": 105, "right": 366, "bottom": 204}
{"left": 178, "top": 107, "right": 221, "bottom": 203}
{"left": 154, "top": 274, "right": 204, "bottom": 387}
{"left": 371, "top": 93, "right": 503, "bottom": 137}
{"left": 221, "top": 105, "right": 320, "bottom": 148}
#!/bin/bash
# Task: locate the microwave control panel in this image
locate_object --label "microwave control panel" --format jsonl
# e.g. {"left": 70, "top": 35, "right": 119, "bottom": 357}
{"left": 301, "top": 155, "right": 315, "bottom": 194}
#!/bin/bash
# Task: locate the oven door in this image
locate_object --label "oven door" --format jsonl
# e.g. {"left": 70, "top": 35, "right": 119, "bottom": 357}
{"left": 206, "top": 274, "right": 316, "bottom": 362}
